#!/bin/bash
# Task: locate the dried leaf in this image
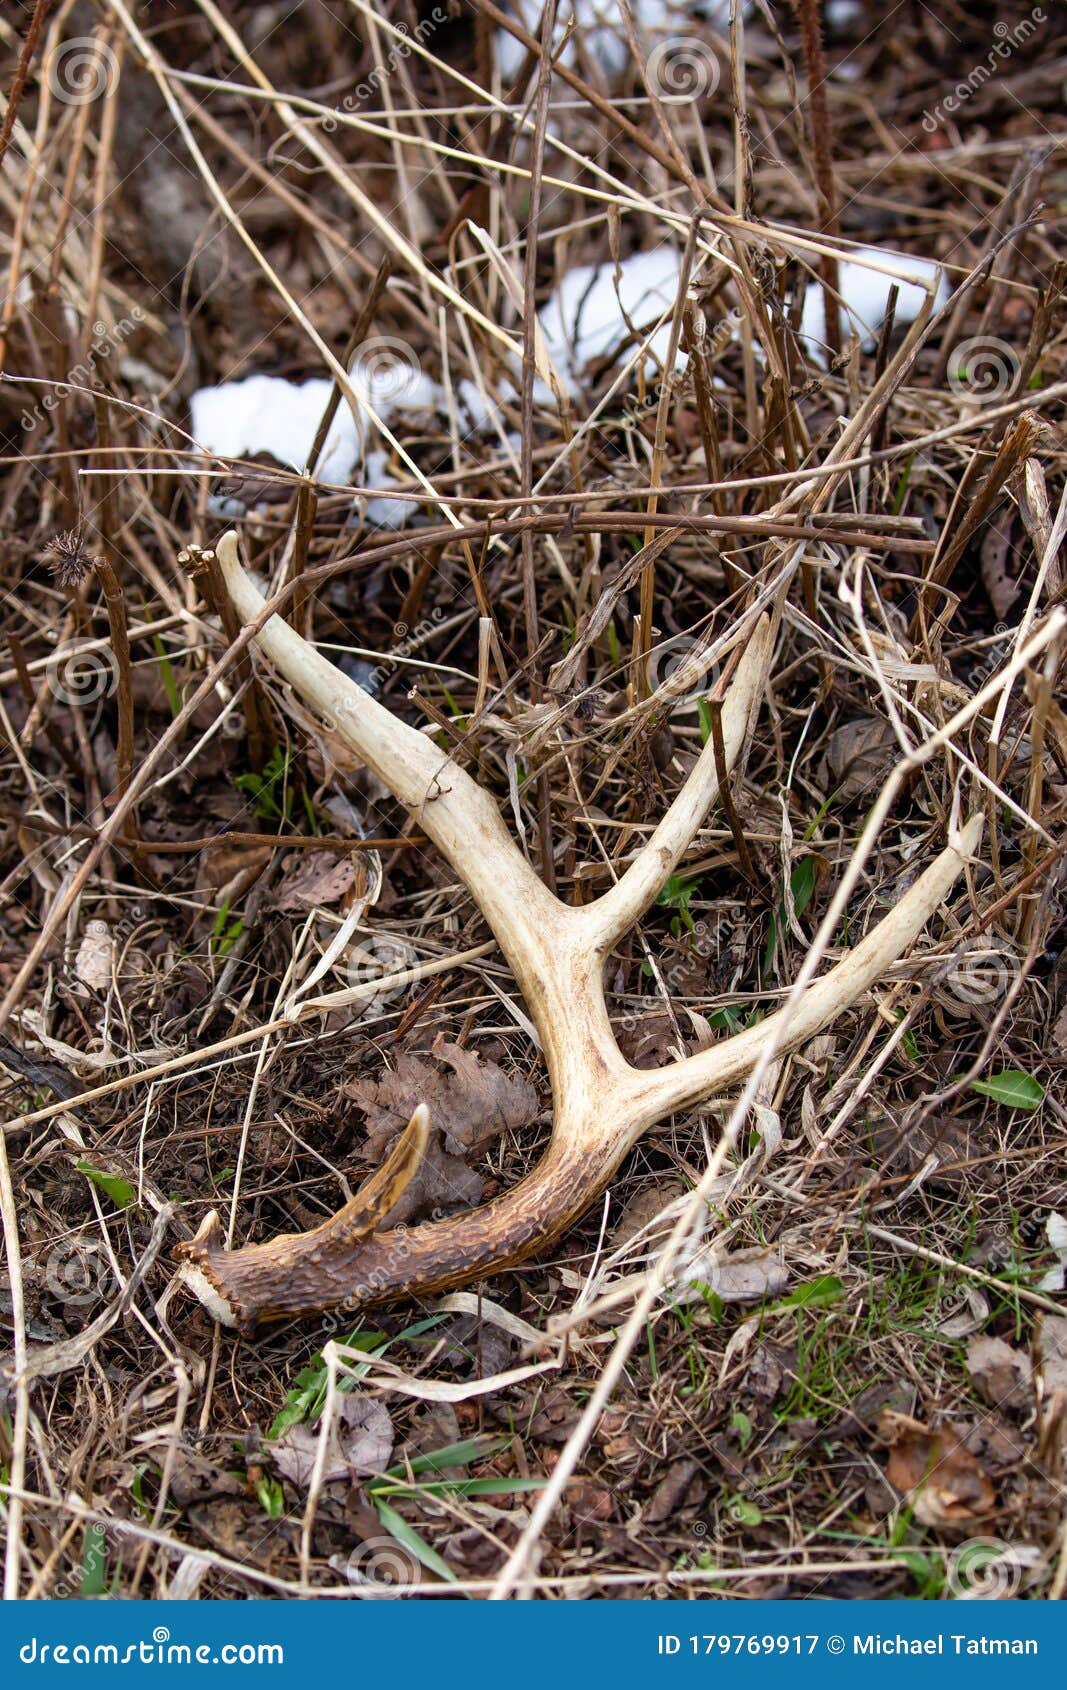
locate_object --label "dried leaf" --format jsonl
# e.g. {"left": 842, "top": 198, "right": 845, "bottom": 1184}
{"left": 377, "top": 1136, "right": 485, "bottom": 1228}
{"left": 346, "top": 1038, "right": 539, "bottom": 1161}
{"left": 197, "top": 843, "right": 271, "bottom": 895}
{"left": 167, "top": 1446, "right": 245, "bottom": 1508}
{"left": 272, "top": 849, "right": 362, "bottom": 912}
{"left": 270, "top": 1394, "right": 393, "bottom": 1488}
{"left": 74, "top": 920, "right": 113, "bottom": 991}
{"left": 741, "top": 1341, "right": 789, "bottom": 1403}
{"left": 678, "top": 1246, "right": 789, "bottom": 1305}
{"left": 822, "top": 717, "right": 896, "bottom": 804}
{"left": 1036, "top": 1314, "right": 1067, "bottom": 1395}
{"left": 609, "top": 1182, "right": 680, "bottom": 1253}
{"left": 979, "top": 507, "right": 1021, "bottom": 619}
{"left": 882, "top": 1414, "right": 996, "bottom": 1524}
{"left": 965, "top": 1334, "right": 1031, "bottom": 1409}
{"left": 938, "top": 1287, "right": 989, "bottom": 1338}
{"left": 644, "top": 1458, "right": 705, "bottom": 1524}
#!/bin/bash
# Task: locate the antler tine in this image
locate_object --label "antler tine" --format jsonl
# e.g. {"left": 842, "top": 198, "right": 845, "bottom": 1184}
{"left": 212, "top": 533, "right": 561, "bottom": 967}
{"left": 631, "top": 813, "right": 984, "bottom": 1125}
{"left": 581, "top": 617, "right": 772, "bottom": 953}
{"left": 176, "top": 534, "right": 979, "bottom": 1332}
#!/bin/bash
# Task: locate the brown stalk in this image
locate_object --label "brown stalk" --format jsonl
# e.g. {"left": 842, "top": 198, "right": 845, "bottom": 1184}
{"left": 1012, "top": 260, "right": 1067, "bottom": 399}
{"left": 6, "top": 631, "right": 80, "bottom": 777}
{"left": 89, "top": 396, "right": 142, "bottom": 866}
{"left": 179, "top": 544, "right": 271, "bottom": 773}
{"left": 93, "top": 560, "right": 137, "bottom": 829}
{"left": 706, "top": 695, "right": 758, "bottom": 889}
{"left": 0, "top": 0, "right": 52, "bottom": 177}
{"left": 913, "top": 412, "right": 1040, "bottom": 637}
{"left": 18, "top": 816, "right": 423, "bottom": 854}
{"left": 285, "top": 254, "right": 395, "bottom": 630}
{"left": 791, "top": 0, "right": 840, "bottom": 358}
{"left": 41, "top": 529, "right": 142, "bottom": 869}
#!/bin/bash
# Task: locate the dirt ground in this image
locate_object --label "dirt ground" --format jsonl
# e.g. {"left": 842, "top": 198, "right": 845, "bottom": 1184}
{"left": 1, "top": 0, "right": 1067, "bottom": 1600}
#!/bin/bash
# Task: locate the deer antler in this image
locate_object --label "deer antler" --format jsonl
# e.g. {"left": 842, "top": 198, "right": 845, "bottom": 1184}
{"left": 175, "top": 531, "right": 981, "bottom": 1331}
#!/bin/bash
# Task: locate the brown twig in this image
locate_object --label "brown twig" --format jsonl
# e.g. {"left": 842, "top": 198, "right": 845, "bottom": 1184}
{"left": 88, "top": 396, "right": 143, "bottom": 866}
{"left": 178, "top": 544, "right": 272, "bottom": 773}
{"left": 0, "top": 0, "right": 52, "bottom": 175}
{"left": 18, "top": 816, "right": 424, "bottom": 854}
{"left": 792, "top": 0, "right": 840, "bottom": 358}
{"left": 43, "top": 525, "right": 146, "bottom": 870}
{"left": 6, "top": 630, "right": 80, "bottom": 776}
{"left": 707, "top": 696, "right": 758, "bottom": 890}
{"left": 286, "top": 254, "right": 395, "bottom": 629}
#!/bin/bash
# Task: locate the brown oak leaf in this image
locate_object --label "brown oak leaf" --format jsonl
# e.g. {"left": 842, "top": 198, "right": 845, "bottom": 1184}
{"left": 345, "top": 1036, "right": 539, "bottom": 1161}
{"left": 881, "top": 1412, "right": 996, "bottom": 1524}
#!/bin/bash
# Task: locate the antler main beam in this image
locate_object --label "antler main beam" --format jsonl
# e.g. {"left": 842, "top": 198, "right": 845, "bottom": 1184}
{"left": 175, "top": 532, "right": 980, "bottom": 1332}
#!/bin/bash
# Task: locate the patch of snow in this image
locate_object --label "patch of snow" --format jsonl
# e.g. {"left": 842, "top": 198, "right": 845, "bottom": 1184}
{"left": 351, "top": 352, "right": 439, "bottom": 419}
{"left": 190, "top": 375, "right": 362, "bottom": 486}
{"left": 826, "top": 0, "right": 864, "bottom": 26}
{"left": 191, "top": 249, "right": 696, "bottom": 504}
{"left": 799, "top": 245, "right": 950, "bottom": 366}
{"left": 495, "top": 1, "right": 736, "bottom": 83}
{"left": 359, "top": 447, "right": 419, "bottom": 529}
{"left": 1039, "top": 1211, "right": 1067, "bottom": 1292}
{"left": 454, "top": 376, "right": 505, "bottom": 435}
{"left": 537, "top": 247, "right": 686, "bottom": 395}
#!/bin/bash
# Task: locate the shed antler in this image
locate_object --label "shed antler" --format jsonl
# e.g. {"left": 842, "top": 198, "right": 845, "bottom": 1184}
{"left": 176, "top": 532, "right": 980, "bottom": 1331}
